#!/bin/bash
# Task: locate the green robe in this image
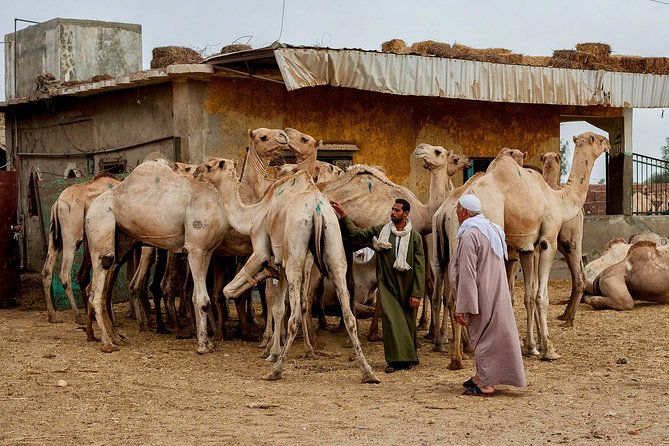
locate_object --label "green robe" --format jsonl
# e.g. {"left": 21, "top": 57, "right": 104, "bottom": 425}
{"left": 340, "top": 216, "right": 425, "bottom": 364}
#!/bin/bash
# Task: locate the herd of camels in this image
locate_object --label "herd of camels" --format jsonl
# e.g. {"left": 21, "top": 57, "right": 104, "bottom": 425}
{"left": 40, "top": 127, "right": 669, "bottom": 383}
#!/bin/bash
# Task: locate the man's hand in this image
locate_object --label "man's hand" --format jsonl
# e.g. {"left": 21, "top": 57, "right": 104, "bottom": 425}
{"left": 409, "top": 296, "right": 421, "bottom": 309}
{"left": 329, "top": 200, "right": 346, "bottom": 218}
{"left": 455, "top": 312, "right": 468, "bottom": 326}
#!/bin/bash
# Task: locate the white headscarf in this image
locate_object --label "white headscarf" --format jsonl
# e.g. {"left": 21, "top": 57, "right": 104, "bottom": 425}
{"left": 373, "top": 221, "right": 413, "bottom": 271}
{"left": 456, "top": 195, "right": 508, "bottom": 259}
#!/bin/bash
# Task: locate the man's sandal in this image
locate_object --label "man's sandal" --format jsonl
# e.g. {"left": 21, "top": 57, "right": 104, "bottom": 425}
{"left": 462, "top": 383, "right": 494, "bottom": 397}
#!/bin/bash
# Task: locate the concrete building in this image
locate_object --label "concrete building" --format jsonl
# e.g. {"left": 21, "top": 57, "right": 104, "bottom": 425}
{"left": 4, "top": 18, "right": 142, "bottom": 99}
{"left": 2, "top": 20, "right": 669, "bottom": 271}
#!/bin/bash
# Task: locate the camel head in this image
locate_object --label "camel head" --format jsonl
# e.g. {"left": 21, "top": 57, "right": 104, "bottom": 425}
{"left": 247, "top": 128, "right": 289, "bottom": 159}
{"left": 413, "top": 143, "right": 471, "bottom": 176}
{"left": 540, "top": 152, "right": 561, "bottom": 169}
{"left": 315, "top": 162, "right": 344, "bottom": 183}
{"left": 572, "top": 132, "right": 611, "bottom": 159}
{"left": 497, "top": 147, "right": 527, "bottom": 166}
{"left": 194, "top": 158, "right": 239, "bottom": 186}
{"left": 284, "top": 128, "right": 322, "bottom": 161}
{"left": 170, "top": 161, "right": 198, "bottom": 176}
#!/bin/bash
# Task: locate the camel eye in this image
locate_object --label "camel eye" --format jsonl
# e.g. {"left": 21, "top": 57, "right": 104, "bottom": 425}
{"left": 435, "top": 149, "right": 443, "bottom": 156}
{"left": 301, "top": 137, "right": 308, "bottom": 143}
{"left": 260, "top": 135, "right": 268, "bottom": 142}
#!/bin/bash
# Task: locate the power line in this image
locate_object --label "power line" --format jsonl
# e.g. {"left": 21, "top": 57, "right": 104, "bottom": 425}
{"left": 277, "top": 0, "right": 286, "bottom": 42}
{"left": 649, "top": 0, "right": 669, "bottom": 5}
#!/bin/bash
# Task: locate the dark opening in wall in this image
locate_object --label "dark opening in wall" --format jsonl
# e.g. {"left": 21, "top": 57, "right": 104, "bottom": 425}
{"left": 99, "top": 159, "right": 127, "bottom": 174}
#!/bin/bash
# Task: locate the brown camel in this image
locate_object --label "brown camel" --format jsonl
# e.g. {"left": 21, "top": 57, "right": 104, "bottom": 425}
{"left": 84, "top": 128, "right": 288, "bottom": 354}
{"left": 41, "top": 173, "right": 121, "bottom": 325}
{"left": 584, "top": 240, "right": 669, "bottom": 310}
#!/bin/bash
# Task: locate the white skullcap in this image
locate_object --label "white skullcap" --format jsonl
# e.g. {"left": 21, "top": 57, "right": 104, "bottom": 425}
{"left": 459, "top": 194, "right": 482, "bottom": 213}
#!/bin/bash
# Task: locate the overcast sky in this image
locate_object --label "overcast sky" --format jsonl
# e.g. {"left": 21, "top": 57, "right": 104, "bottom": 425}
{"left": 2, "top": 0, "right": 669, "bottom": 181}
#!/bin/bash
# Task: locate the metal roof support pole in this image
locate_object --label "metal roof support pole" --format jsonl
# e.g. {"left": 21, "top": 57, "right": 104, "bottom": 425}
{"left": 606, "top": 109, "right": 633, "bottom": 215}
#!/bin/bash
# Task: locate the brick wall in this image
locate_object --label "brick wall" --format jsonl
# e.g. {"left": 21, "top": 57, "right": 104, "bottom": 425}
{"left": 584, "top": 184, "right": 607, "bottom": 215}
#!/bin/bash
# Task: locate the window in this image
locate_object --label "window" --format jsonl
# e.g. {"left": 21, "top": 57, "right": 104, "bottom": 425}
{"left": 99, "top": 159, "right": 127, "bottom": 174}
{"left": 463, "top": 157, "right": 495, "bottom": 181}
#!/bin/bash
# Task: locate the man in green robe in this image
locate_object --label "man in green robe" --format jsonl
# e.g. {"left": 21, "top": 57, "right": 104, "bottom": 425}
{"left": 330, "top": 198, "right": 425, "bottom": 373}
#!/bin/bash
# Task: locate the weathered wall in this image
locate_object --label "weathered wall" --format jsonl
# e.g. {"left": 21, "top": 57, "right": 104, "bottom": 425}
{"left": 204, "top": 78, "right": 622, "bottom": 203}
{"left": 8, "top": 84, "right": 173, "bottom": 270}
{"left": 5, "top": 18, "right": 141, "bottom": 99}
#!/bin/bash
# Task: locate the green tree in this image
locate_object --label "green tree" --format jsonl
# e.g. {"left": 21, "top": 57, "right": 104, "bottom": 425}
{"left": 559, "top": 138, "right": 571, "bottom": 179}
{"left": 661, "top": 137, "right": 669, "bottom": 162}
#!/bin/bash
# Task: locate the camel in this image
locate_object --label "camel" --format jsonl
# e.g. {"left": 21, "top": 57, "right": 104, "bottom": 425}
{"left": 453, "top": 132, "right": 609, "bottom": 362}
{"left": 583, "top": 232, "right": 667, "bottom": 294}
{"left": 196, "top": 159, "right": 379, "bottom": 383}
{"left": 428, "top": 148, "right": 524, "bottom": 363}
{"left": 539, "top": 152, "right": 587, "bottom": 326}
{"left": 583, "top": 240, "right": 669, "bottom": 310}
{"left": 278, "top": 128, "right": 345, "bottom": 183}
{"left": 84, "top": 128, "right": 288, "bottom": 354}
{"left": 41, "top": 173, "right": 121, "bottom": 325}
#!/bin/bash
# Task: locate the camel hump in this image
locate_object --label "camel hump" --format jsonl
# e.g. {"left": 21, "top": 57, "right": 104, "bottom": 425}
{"left": 628, "top": 240, "right": 658, "bottom": 253}
{"left": 93, "top": 172, "right": 119, "bottom": 181}
{"left": 344, "top": 164, "right": 396, "bottom": 187}
{"left": 605, "top": 237, "right": 627, "bottom": 249}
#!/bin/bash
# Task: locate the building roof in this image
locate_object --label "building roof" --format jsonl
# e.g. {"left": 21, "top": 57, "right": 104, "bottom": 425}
{"left": 3, "top": 43, "right": 669, "bottom": 109}
{"left": 205, "top": 43, "right": 669, "bottom": 108}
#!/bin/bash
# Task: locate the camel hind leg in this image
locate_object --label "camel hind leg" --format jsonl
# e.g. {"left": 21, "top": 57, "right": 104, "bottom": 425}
{"left": 41, "top": 237, "right": 63, "bottom": 323}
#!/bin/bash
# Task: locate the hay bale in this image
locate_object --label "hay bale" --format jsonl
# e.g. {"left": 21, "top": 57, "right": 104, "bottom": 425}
{"left": 220, "top": 44, "right": 252, "bottom": 54}
{"left": 423, "top": 42, "right": 453, "bottom": 57}
{"left": 644, "top": 57, "right": 669, "bottom": 75}
{"left": 550, "top": 49, "right": 609, "bottom": 70}
{"left": 409, "top": 40, "right": 439, "bottom": 54}
{"left": 575, "top": 42, "right": 611, "bottom": 57}
{"left": 91, "top": 74, "right": 113, "bottom": 82}
{"left": 150, "top": 46, "right": 203, "bottom": 69}
{"left": 381, "top": 39, "right": 407, "bottom": 53}
{"left": 521, "top": 56, "right": 551, "bottom": 67}
{"left": 612, "top": 55, "right": 647, "bottom": 73}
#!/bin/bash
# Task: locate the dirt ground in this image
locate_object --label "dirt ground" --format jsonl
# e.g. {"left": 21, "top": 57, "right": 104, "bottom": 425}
{"left": 1, "top": 274, "right": 668, "bottom": 446}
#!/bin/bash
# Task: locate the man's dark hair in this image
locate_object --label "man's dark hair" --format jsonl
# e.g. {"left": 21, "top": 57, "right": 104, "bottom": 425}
{"left": 395, "top": 198, "right": 410, "bottom": 212}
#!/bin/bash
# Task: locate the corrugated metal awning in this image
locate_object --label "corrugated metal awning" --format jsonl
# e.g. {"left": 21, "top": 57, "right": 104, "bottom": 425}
{"left": 272, "top": 47, "right": 669, "bottom": 108}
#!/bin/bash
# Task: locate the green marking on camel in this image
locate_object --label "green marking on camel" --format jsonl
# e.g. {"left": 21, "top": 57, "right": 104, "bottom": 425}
{"left": 155, "top": 176, "right": 160, "bottom": 184}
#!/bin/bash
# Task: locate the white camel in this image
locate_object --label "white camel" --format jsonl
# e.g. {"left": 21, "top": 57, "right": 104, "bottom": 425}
{"left": 439, "top": 133, "right": 610, "bottom": 367}
{"left": 83, "top": 128, "right": 288, "bottom": 353}
{"left": 196, "top": 159, "right": 380, "bottom": 383}
{"left": 41, "top": 173, "right": 121, "bottom": 325}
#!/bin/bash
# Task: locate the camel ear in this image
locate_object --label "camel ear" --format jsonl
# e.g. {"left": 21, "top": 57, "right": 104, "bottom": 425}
{"left": 573, "top": 135, "right": 578, "bottom": 144}
{"left": 248, "top": 129, "right": 255, "bottom": 139}
{"left": 556, "top": 152, "right": 562, "bottom": 163}
{"left": 523, "top": 151, "right": 528, "bottom": 159}
{"left": 446, "top": 149, "right": 453, "bottom": 157}
{"left": 234, "top": 159, "right": 239, "bottom": 169}
{"left": 590, "top": 134, "right": 596, "bottom": 143}
{"left": 317, "top": 140, "right": 323, "bottom": 149}
{"left": 540, "top": 154, "right": 546, "bottom": 163}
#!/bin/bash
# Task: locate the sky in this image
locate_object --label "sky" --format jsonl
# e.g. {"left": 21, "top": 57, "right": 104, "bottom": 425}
{"left": 2, "top": 0, "right": 669, "bottom": 182}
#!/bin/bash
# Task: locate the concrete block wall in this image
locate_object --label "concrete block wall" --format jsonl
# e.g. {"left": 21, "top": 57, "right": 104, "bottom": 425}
{"left": 4, "top": 18, "right": 141, "bottom": 99}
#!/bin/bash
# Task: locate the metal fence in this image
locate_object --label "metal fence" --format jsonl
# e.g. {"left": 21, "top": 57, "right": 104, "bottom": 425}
{"left": 632, "top": 153, "right": 669, "bottom": 215}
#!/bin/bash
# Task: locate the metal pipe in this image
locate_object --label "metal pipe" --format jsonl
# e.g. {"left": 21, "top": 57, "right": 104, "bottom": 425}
{"left": 17, "top": 135, "right": 174, "bottom": 157}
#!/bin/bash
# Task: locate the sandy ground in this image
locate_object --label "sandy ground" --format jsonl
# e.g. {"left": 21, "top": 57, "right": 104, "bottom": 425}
{"left": 1, "top": 274, "right": 668, "bottom": 446}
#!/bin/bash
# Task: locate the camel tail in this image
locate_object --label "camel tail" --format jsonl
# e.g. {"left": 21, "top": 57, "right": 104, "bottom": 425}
{"left": 49, "top": 203, "right": 63, "bottom": 251}
{"left": 310, "top": 211, "right": 329, "bottom": 278}
{"left": 436, "top": 219, "right": 450, "bottom": 269}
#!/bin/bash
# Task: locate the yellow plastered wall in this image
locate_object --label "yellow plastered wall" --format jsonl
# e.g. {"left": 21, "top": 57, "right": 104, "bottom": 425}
{"left": 204, "top": 78, "right": 622, "bottom": 203}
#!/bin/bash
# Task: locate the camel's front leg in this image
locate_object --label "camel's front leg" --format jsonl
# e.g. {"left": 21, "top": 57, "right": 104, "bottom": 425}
{"left": 328, "top": 268, "right": 380, "bottom": 384}
{"left": 186, "top": 248, "right": 215, "bottom": 354}
{"left": 259, "top": 279, "right": 276, "bottom": 351}
{"left": 557, "top": 221, "right": 586, "bottom": 325}
{"left": 536, "top": 244, "right": 561, "bottom": 360}
{"left": 446, "top": 289, "right": 463, "bottom": 370}
{"left": 430, "top": 259, "right": 446, "bottom": 352}
{"left": 264, "top": 274, "right": 288, "bottom": 366}
{"left": 89, "top": 258, "right": 118, "bottom": 352}
{"left": 582, "top": 271, "right": 634, "bottom": 311}
{"left": 519, "top": 253, "right": 539, "bottom": 356}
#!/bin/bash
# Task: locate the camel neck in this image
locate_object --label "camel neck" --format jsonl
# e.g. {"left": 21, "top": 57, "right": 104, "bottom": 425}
{"left": 429, "top": 167, "right": 450, "bottom": 217}
{"left": 561, "top": 149, "right": 596, "bottom": 221}
{"left": 295, "top": 152, "right": 318, "bottom": 178}
{"left": 543, "top": 166, "right": 561, "bottom": 190}
{"left": 239, "top": 148, "right": 269, "bottom": 204}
